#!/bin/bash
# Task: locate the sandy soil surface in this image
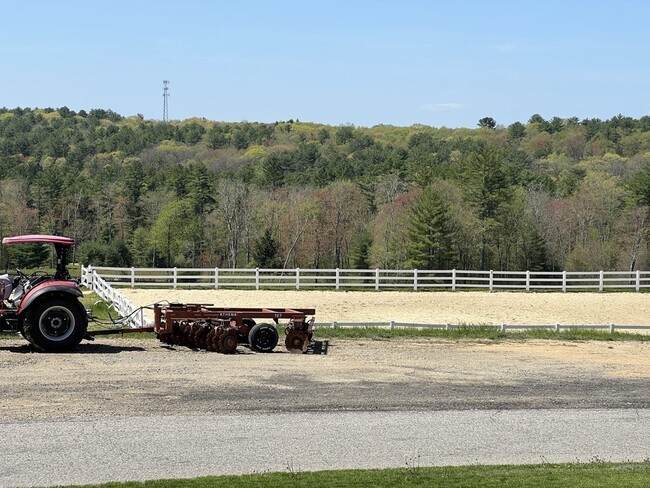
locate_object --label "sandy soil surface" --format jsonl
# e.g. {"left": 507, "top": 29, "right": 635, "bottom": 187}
{"left": 1, "top": 336, "right": 648, "bottom": 421}
{"left": 121, "top": 289, "right": 650, "bottom": 326}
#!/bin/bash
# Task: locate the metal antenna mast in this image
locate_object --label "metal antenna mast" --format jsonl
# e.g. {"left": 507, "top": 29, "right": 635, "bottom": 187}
{"left": 162, "top": 80, "right": 170, "bottom": 122}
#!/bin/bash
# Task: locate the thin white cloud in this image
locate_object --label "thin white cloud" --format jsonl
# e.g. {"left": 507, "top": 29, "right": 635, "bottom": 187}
{"left": 420, "top": 103, "right": 464, "bottom": 111}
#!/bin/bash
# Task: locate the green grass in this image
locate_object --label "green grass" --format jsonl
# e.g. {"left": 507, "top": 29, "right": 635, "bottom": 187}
{"left": 314, "top": 325, "right": 650, "bottom": 342}
{"left": 61, "top": 462, "right": 650, "bottom": 488}
{"left": 80, "top": 294, "right": 114, "bottom": 321}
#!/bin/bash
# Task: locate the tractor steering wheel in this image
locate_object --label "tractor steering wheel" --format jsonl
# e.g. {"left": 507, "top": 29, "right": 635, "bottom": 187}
{"left": 15, "top": 268, "right": 30, "bottom": 283}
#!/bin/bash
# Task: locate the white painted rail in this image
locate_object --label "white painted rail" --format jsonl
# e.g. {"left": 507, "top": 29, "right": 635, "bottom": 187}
{"left": 80, "top": 266, "right": 650, "bottom": 331}
{"left": 82, "top": 266, "right": 650, "bottom": 292}
{"left": 81, "top": 266, "right": 148, "bottom": 328}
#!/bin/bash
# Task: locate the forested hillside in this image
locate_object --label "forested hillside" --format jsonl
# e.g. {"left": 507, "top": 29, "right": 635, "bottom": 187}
{"left": 0, "top": 107, "right": 648, "bottom": 271}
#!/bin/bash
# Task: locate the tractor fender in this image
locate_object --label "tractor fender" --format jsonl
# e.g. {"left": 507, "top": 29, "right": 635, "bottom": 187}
{"left": 18, "top": 281, "right": 83, "bottom": 315}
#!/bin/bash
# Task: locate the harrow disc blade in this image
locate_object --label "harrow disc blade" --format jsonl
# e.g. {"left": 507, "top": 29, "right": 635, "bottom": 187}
{"left": 285, "top": 330, "right": 309, "bottom": 354}
{"left": 219, "top": 329, "right": 238, "bottom": 354}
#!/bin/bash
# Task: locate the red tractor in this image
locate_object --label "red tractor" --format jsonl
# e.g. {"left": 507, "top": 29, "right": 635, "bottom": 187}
{"left": 0, "top": 234, "right": 88, "bottom": 352}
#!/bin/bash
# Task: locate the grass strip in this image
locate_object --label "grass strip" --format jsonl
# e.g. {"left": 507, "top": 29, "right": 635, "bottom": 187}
{"left": 63, "top": 462, "right": 650, "bottom": 488}
{"left": 315, "top": 325, "right": 650, "bottom": 341}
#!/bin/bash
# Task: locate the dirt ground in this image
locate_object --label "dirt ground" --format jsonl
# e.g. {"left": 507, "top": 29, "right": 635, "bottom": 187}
{"left": 1, "top": 336, "right": 649, "bottom": 421}
{"left": 122, "top": 289, "right": 650, "bottom": 326}
{"left": 1, "top": 290, "right": 648, "bottom": 422}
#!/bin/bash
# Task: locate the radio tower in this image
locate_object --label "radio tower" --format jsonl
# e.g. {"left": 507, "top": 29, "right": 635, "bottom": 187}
{"left": 162, "top": 80, "right": 170, "bottom": 122}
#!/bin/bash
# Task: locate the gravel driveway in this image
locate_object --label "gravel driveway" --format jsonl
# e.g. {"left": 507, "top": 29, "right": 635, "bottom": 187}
{"left": 1, "top": 336, "right": 649, "bottom": 487}
{"left": 1, "top": 337, "right": 649, "bottom": 420}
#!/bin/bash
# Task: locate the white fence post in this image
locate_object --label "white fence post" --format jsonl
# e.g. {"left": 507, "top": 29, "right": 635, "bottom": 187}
{"left": 637, "top": 270, "right": 641, "bottom": 292}
{"left": 599, "top": 270, "right": 604, "bottom": 292}
{"left": 562, "top": 271, "right": 567, "bottom": 292}
{"left": 526, "top": 270, "right": 530, "bottom": 292}
{"left": 375, "top": 268, "right": 380, "bottom": 291}
{"left": 336, "top": 268, "right": 340, "bottom": 291}
{"left": 414, "top": 269, "right": 418, "bottom": 291}
{"left": 255, "top": 268, "right": 260, "bottom": 290}
{"left": 173, "top": 267, "right": 178, "bottom": 289}
{"left": 131, "top": 267, "right": 135, "bottom": 288}
{"left": 452, "top": 269, "right": 456, "bottom": 292}
{"left": 214, "top": 267, "right": 219, "bottom": 289}
{"left": 296, "top": 268, "right": 300, "bottom": 290}
{"left": 489, "top": 270, "right": 493, "bottom": 292}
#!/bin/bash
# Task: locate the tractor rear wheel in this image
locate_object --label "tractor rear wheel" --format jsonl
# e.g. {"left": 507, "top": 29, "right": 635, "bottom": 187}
{"left": 248, "top": 323, "right": 279, "bottom": 352}
{"left": 22, "top": 298, "right": 88, "bottom": 352}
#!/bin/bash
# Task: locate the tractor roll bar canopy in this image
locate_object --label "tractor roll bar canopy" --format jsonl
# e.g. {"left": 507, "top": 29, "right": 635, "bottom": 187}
{"left": 2, "top": 235, "right": 75, "bottom": 246}
{"left": 2, "top": 234, "right": 75, "bottom": 279}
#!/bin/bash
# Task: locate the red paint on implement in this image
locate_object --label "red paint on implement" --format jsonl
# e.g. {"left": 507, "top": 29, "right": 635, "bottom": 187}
{"left": 2, "top": 234, "right": 75, "bottom": 246}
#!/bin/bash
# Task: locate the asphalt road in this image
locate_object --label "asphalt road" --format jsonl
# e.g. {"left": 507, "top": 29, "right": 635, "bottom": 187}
{"left": 1, "top": 408, "right": 649, "bottom": 487}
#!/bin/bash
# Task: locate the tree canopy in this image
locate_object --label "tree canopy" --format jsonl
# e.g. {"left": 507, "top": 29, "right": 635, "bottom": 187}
{"left": 0, "top": 106, "right": 648, "bottom": 271}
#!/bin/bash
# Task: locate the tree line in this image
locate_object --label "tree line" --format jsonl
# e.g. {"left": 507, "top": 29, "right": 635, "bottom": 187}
{"left": 0, "top": 106, "right": 648, "bottom": 272}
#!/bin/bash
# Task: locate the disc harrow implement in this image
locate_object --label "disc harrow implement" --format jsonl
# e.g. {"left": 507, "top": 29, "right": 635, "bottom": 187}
{"left": 153, "top": 303, "right": 316, "bottom": 354}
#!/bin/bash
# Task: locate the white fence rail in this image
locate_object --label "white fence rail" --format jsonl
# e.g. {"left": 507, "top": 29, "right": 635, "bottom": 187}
{"left": 318, "top": 322, "right": 650, "bottom": 333}
{"left": 80, "top": 267, "right": 650, "bottom": 332}
{"left": 82, "top": 266, "right": 650, "bottom": 292}
{"left": 80, "top": 266, "right": 149, "bottom": 328}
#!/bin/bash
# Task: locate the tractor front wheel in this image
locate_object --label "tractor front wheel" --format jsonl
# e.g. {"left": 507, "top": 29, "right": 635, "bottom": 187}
{"left": 22, "top": 298, "right": 88, "bottom": 352}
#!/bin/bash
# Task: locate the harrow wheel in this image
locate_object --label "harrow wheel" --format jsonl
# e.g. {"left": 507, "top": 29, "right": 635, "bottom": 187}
{"left": 285, "top": 330, "right": 309, "bottom": 354}
{"left": 248, "top": 323, "right": 279, "bottom": 353}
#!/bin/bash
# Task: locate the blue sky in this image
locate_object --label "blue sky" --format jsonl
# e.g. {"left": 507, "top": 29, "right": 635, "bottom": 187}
{"left": 1, "top": 0, "right": 649, "bottom": 128}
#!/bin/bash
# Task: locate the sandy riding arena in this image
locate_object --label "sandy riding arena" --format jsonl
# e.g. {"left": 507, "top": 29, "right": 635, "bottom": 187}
{"left": 121, "top": 289, "right": 650, "bottom": 326}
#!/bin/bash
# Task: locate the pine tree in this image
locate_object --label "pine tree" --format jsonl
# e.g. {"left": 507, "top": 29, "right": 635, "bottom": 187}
{"left": 350, "top": 228, "right": 372, "bottom": 269}
{"left": 252, "top": 228, "right": 280, "bottom": 268}
{"left": 407, "top": 186, "right": 457, "bottom": 269}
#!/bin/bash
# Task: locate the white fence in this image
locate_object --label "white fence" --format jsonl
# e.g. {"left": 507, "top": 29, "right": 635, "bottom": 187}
{"left": 80, "top": 266, "right": 650, "bottom": 332}
{"left": 81, "top": 266, "right": 149, "bottom": 328}
{"left": 82, "top": 265, "right": 650, "bottom": 292}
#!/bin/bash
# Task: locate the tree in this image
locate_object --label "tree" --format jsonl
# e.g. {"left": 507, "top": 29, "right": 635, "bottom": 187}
{"left": 252, "top": 227, "right": 280, "bottom": 268}
{"left": 276, "top": 188, "right": 321, "bottom": 269}
{"left": 507, "top": 122, "right": 526, "bottom": 141}
{"left": 406, "top": 185, "right": 457, "bottom": 269}
{"left": 349, "top": 228, "right": 372, "bottom": 269}
{"left": 461, "top": 146, "right": 510, "bottom": 269}
{"left": 477, "top": 117, "right": 496, "bottom": 129}
{"left": 206, "top": 124, "right": 230, "bottom": 148}
{"left": 320, "top": 181, "right": 369, "bottom": 268}
{"left": 187, "top": 161, "right": 215, "bottom": 215}
{"left": 335, "top": 124, "right": 355, "bottom": 145}
{"left": 7, "top": 242, "right": 49, "bottom": 268}
{"left": 628, "top": 161, "right": 650, "bottom": 207}
{"left": 214, "top": 180, "right": 252, "bottom": 267}
{"left": 120, "top": 157, "right": 145, "bottom": 228}
{"left": 548, "top": 117, "right": 565, "bottom": 134}
{"left": 150, "top": 199, "right": 197, "bottom": 267}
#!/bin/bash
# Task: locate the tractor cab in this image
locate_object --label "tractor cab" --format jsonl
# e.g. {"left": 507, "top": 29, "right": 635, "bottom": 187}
{"left": 1, "top": 235, "right": 75, "bottom": 307}
{"left": 0, "top": 235, "right": 88, "bottom": 352}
